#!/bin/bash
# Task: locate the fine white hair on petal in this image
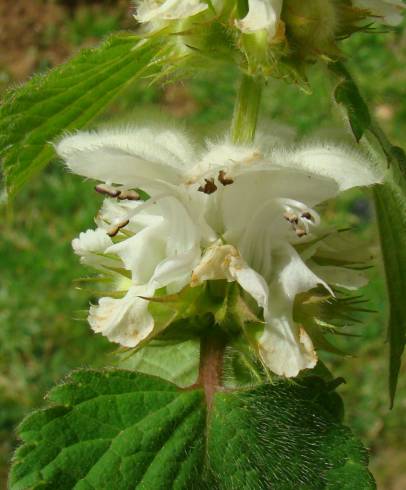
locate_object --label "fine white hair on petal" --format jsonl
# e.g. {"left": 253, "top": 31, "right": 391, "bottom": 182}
{"left": 272, "top": 142, "right": 383, "bottom": 192}
{"left": 235, "top": 0, "right": 283, "bottom": 35}
{"left": 88, "top": 285, "right": 155, "bottom": 348}
{"left": 186, "top": 140, "right": 264, "bottom": 182}
{"left": 203, "top": 141, "right": 263, "bottom": 166}
{"left": 254, "top": 124, "right": 297, "bottom": 151}
{"left": 135, "top": 0, "right": 209, "bottom": 23}
{"left": 56, "top": 126, "right": 196, "bottom": 188}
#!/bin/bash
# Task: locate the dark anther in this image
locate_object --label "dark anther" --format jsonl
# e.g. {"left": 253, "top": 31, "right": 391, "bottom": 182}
{"left": 301, "top": 212, "right": 313, "bottom": 221}
{"left": 218, "top": 170, "right": 234, "bottom": 186}
{"left": 295, "top": 228, "right": 307, "bottom": 238}
{"left": 95, "top": 185, "right": 140, "bottom": 201}
{"left": 198, "top": 178, "right": 218, "bottom": 194}
{"left": 117, "top": 190, "right": 140, "bottom": 201}
{"left": 283, "top": 212, "right": 299, "bottom": 225}
{"left": 95, "top": 184, "right": 120, "bottom": 198}
{"left": 107, "top": 219, "right": 130, "bottom": 237}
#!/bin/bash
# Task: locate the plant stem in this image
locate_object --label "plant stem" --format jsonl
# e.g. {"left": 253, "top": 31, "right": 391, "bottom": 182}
{"left": 231, "top": 74, "right": 262, "bottom": 144}
{"left": 198, "top": 333, "right": 226, "bottom": 410}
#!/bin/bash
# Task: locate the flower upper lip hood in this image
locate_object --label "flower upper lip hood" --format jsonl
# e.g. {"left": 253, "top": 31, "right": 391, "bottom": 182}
{"left": 57, "top": 127, "right": 195, "bottom": 192}
{"left": 134, "top": 0, "right": 210, "bottom": 24}
{"left": 57, "top": 127, "right": 381, "bottom": 195}
{"left": 57, "top": 126, "right": 382, "bottom": 378}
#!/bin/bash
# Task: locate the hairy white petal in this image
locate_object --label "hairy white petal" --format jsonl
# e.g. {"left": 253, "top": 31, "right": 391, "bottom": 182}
{"left": 57, "top": 127, "right": 195, "bottom": 190}
{"left": 186, "top": 141, "right": 263, "bottom": 184}
{"left": 235, "top": 0, "right": 283, "bottom": 35}
{"left": 136, "top": 0, "right": 209, "bottom": 23}
{"left": 88, "top": 286, "right": 155, "bottom": 347}
{"left": 274, "top": 143, "right": 382, "bottom": 191}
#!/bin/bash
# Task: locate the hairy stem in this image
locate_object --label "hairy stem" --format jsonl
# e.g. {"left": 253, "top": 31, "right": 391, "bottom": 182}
{"left": 198, "top": 333, "right": 226, "bottom": 410}
{"left": 231, "top": 74, "right": 262, "bottom": 144}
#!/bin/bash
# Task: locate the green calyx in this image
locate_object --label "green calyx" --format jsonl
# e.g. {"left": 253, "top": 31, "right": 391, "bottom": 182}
{"left": 117, "top": 281, "right": 265, "bottom": 389}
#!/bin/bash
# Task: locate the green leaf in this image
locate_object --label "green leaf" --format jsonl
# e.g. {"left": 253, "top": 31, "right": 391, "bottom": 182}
{"left": 330, "top": 61, "right": 406, "bottom": 407}
{"left": 374, "top": 175, "right": 406, "bottom": 408}
{"left": 10, "top": 369, "right": 375, "bottom": 489}
{"left": 0, "top": 34, "right": 168, "bottom": 197}
{"left": 330, "top": 62, "right": 371, "bottom": 142}
{"left": 119, "top": 339, "right": 200, "bottom": 388}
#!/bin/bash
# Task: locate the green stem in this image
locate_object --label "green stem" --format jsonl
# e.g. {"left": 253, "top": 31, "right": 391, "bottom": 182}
{"left": 231, "top": 74, "right": 262, "bottom": 144}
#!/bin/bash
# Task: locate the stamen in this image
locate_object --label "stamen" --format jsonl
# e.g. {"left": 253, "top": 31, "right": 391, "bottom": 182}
{"left": 283, "top": 212, "right": 299, "bottom": 225}
{"left": 107, "top": 219, "right": 130, "bottom": 237}
{"left": 95, "top": 184, "right": 140, "bottom": 201}
{"left": 117, "top": 190, "right": 140, "bottom": 201}
{"left": 301, "top": 211, "right": 311, "bottom": 220}
{"left": 218, "top": 170, "right": 234, "bottom": 186}
{"left": 279, "top": 198, "right": 320, "bottom": 238}
{"left": 95, "top": 184, "right": 120, "bottom": 198}
{"left": 295, "top": 228, "right": 307, "bottom": 238}
{"left": 198, "top": 178, "right": 218, "bottom": 194}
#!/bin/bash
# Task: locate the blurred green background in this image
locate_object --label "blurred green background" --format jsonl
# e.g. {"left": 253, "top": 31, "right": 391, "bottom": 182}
{"left": 1, "top": 1, "right": 405, "bottom": 488}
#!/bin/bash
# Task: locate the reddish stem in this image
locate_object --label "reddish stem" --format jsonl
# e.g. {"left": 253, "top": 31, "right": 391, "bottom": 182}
{"left": 198, "top": 333, "right": 226, "bottom": 410}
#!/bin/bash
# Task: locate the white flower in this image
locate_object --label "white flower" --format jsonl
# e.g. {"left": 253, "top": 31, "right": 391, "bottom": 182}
{"left": 66, "top": 183, "right": 202, "bottom": 346}
{"left": 353, "top": 0, "right": 405, "bottom": 25}
{"left": 134, "top": 0, "right": 210, "bottom": 24}
{"left": 58, "top": 127, "right": 382, "bottom": 377}
{"left": 235, "top": 0, "right": 283, "bottom": 36}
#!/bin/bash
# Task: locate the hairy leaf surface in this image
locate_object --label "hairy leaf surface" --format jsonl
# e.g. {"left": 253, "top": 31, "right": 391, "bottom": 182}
{"left": 10, "top": 369, "right": 375, "bottom": 489}
{"left": 0, "top": 35, "right": 168, "bottom": 196}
